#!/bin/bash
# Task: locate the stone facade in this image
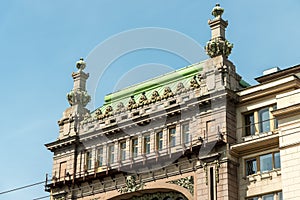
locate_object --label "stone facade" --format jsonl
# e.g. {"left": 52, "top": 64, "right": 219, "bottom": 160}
{"left": 45, "top": 4, "right": 300, "bottom": 200}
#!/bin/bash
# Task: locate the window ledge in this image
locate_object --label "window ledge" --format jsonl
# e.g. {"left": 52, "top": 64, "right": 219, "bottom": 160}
{"left": 243, "top": 130, "right": 278, "bottom": 142}
{"left": 245, "top": 169, "right": 281, "bottom": 182}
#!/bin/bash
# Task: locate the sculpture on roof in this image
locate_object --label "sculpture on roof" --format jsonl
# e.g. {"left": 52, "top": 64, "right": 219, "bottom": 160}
{"left": 162, "top": 87, "right": 174, "bottom": 99}
{"left": 176, "top": 82, "right": 186, "bottom": 94}
{"left": 190, "top": 76, "right": 200, "bottom": 89}
{"left": 127, "top": 96, "right": 137, "bottom": 110}
{"left": 205, "top": 4, "right": 233, "bottom": 58}
{"left": 138, "top": 92, "right": 148, "bottom": 107}
{"left": 150, "top": 90, "right": 161, "bottom": 103}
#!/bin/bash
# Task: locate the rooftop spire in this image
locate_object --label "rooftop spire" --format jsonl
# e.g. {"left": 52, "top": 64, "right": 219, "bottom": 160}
{"left": 205, "top": 4, "right": 233, "bottom": 58}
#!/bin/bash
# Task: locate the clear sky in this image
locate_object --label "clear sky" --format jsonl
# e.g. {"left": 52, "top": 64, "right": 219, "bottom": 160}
{"left": 0, "top": 1, "right": 299, "bottom": 199}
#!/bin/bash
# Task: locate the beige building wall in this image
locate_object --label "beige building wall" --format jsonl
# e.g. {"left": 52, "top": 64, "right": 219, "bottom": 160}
{"left": 275, "top": 89, "right": 300, "bottom": 200}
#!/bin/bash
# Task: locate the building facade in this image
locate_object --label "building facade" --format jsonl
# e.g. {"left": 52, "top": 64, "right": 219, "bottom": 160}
{"left": 45, "top": 4, "right": 299, "bottom": 200}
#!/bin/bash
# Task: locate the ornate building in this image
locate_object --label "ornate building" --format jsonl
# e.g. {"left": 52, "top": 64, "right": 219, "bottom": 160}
{"left": 45, "top": 4, "right": 298, "bottom": 200}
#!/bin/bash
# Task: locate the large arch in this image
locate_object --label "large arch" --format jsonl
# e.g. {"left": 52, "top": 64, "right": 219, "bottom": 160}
{"left": 108, "top": 182, "right": 193, "bottom": 200}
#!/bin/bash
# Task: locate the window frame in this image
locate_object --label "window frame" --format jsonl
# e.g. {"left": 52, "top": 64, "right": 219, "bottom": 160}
{"left": 97, "top": 147, "right": 103, "bottom": 167}
{"left": 143, "top": 134, "right": 151, "bottom": 155}
{"left": 132, "top": 138, "right": 139, "bottom": 158}
{"left": 119, "top": 141, "right": 126, "bottom": 161}
{"left": 182, "top": 123, "right": 190, "bottom": 144}
{"left": 168, "top": 126, "right": 176, "bottom": 147}
{"left": 245, "top": 152, "right": 281, "bottom": 176}
{"left": 156, "top": 131, "right": 163, "bottom": 151}
{"left": 107, "top": 144, "right": 115, "bottom": 164}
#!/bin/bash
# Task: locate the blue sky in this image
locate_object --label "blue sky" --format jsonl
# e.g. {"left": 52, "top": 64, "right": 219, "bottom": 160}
{"left": 0, "top": 1, "right": 299, "bottom": 199}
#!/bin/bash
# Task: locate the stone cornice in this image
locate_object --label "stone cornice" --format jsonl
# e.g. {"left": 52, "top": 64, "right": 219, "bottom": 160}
{"left": 238, "top": 76, "right": 300, "bottom": 104}
{"left": 272, "top": 103, "right": 300, "bottom": 119}
{"left": 45, "top": 136, "right": 78, "bottom": 152}
{"left": 255, "top": 64, "right": 300, "bottom": 83}
{"left": 230, "top": 133, "right": 279, "bottom": 157}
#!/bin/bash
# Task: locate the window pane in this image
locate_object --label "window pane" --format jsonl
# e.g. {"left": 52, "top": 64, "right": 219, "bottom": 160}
{"left": 278, "top": 192, "right": 283, "bottom": 200}
{"left": 157, "top": 131, "right": 163, "bottom": 150}
{"left": 144, "top": 135, "right": 150, "bottom": 154}
{"left": 246, "top": 158, "right": 257, "bottom": 175}
{"left": 260, "top": 153, "right": 273, "bottom": 172}
{"left": 132, "top": 138, "right": 138, "bottom": 158}
{"left": 108, "top": 145, "right": 114, "bottom": 164}
{"left": 169, "top": 127, "right": 176, "bottom": 147}
{"left": 97, "top": 147, "right": 103, "bottom": 167}
{"left": 182, "top": 124, "right": 190, "bottom": 144}
{"left": 120, "top": 142, "right": 126, "bottom": 161}
{"left": 245, "top": 113, "right": 255, "bottom": 136}
{"left": 247, "top": 197, "right": 258, "bottom": 200}
{"left": 262, "top": 194, "right": 274, "bottom": 200}
{"left": 86, "top": 151, "right": 92, "bottom": 170}
{"left": 274, "top": 152, "right": 281, "bottom": 169}
{"left": 259, "top": 108, "right": 270, "bottom": 133}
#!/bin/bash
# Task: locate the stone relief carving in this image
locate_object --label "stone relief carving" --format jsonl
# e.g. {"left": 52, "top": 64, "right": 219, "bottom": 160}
{"left": 168, "top": 176, "right": 194, "bottom": 194}
{"left": 67, "top": 89, "right": 91, "bottom": 107}
{"left": 118, "top": 175, "right": 144, "bottom": 194}
{"left": 205, "top": 38, "right": 233, "bottom": 58}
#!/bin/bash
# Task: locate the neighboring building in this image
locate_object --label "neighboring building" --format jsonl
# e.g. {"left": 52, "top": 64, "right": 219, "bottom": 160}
{"left": 45, "top": 4, "right": 299, "bottom": 200}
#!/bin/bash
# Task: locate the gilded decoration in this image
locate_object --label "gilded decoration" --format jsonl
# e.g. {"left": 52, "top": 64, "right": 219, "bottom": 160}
{"left": 104, "top": 106, "right": 113, "bottom": 118}
{"left": 168, "top": 176, "right": 194, "bottom": 194}
{"left": 118, "top": 176, "right": 144, "bottom": 194}
{"left": 127, "top": 96, "right": 137, "bottom": 110}
{"left": 162, "top": 87, "right": 174, "bottom": 99}
{"left": 95, "top": 108, "right": 104, "bottom": 120}
{"left": 138, "top": 92, "right": 148, "bottom": 106}
{"left": 190, "top": 76, "right": 200, "bottom": 89}
{"left": 150, "top": 90, "right": 161, "bottom": 103}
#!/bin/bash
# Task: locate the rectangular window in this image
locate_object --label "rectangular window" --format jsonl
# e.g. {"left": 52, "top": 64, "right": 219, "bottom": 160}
{"left": 278, "top": 192, "right": 283, "bottom": 200}
{"left": 144, "top": 135, "right": 151, "bottom": 154}
{"left": 246, "top": 158, "right": 257, "bottom": 176}
{"left": 120, "top": 141, "right": 126, "bottom": 161}
{"left": 274, "top": 152, "right": 281, "bottom": 169}
{"left": 259, "top": 108, "right": 270, "bottom": 133}
{"left": 260, "top": 153, "right": 273, "bottom": 172}
{"left": 245, "top": 113, "right": 255, "bottom": 136}
{"left": 59, "top": 161, "right": 67, "bottom": 179}
{"left": 182, "top": 123, "right": 190, "bottom": 144}
{"left": 262, "top": 194, "right": 274, "bottom": 200}
{"left": 169, "top": 127, "right": 176, "bottom": 147}
{"left": 108, "top": 145, "right": 114, "bottom": 164}
{"left": 247, "top": 197, "right": 259, "bottom": 200}
{"left": 132, "top": 138, "right": 138, "bottom": 158}
{"left": 86, "top": 151, "right": 92, "bottom": 170}
{"left": 156, "top": 131, "right": 163, "bottom": 151}
{"left": 97, "top": 147, "right": 103, "bottom": 167}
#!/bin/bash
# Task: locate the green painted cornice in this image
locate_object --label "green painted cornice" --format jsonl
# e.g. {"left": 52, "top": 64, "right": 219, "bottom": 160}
{"left": 103, "top": 61, "right": 204, "bottom": 105}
